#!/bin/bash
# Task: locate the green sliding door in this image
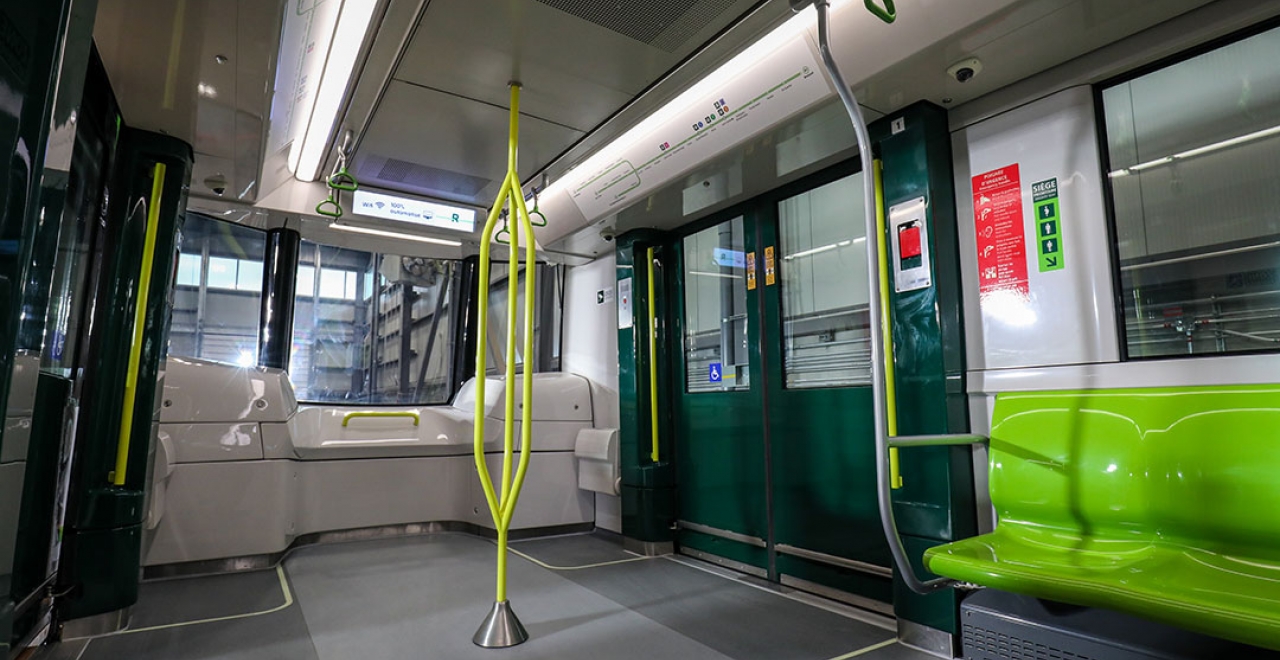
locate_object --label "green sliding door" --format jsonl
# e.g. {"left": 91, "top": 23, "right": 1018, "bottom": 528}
{"left": 672, "top": 163, "right": 893, "bottom": 606}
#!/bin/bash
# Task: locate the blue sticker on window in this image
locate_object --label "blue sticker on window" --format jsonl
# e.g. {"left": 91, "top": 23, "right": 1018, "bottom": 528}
{"left": 709, "top": 362, "right": 722, "bottom": 383}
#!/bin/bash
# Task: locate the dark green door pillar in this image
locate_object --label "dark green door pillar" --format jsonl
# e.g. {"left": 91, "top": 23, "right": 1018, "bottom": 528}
{"left": 870, "top": 102, "right": 976, "bottom": 649}
{"left": 616, "top": 230, "right": 675, "bottom": 551}
{"left": 59, "top": 129, "right": 192, "bottom": 622}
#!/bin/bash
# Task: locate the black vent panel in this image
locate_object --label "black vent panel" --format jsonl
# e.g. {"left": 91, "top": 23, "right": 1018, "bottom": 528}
{"left": 360, "top": 157, "right": 491, "bottom": 198}
{"left": 535, "top": 0, "right": 739, "bottom": 52}
{"left": 964, "top": 625, "right": 1098, "bottom": 660}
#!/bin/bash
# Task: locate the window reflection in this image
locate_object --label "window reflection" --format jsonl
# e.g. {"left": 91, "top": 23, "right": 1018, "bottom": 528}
{"left": 682, "top": 217, "right": 750, "bottom": 392}
{"left": 1102, "top": 25, "right": 1280, "bottom": 358}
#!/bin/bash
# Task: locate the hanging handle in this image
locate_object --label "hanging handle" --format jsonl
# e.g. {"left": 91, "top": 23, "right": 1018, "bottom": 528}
{"left": 328, "top": 167, "right": 359, "bottom": 192}
{"left": 315, "top": 197, "right": 343, "bottom": 219}
{"left": 865, "top": 0, "right": 895, "bottom": 23}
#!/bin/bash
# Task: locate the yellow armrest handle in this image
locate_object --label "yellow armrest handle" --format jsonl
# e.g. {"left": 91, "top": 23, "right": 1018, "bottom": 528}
{"left": 342, "top": 411, "right": 421, "bottom": 427}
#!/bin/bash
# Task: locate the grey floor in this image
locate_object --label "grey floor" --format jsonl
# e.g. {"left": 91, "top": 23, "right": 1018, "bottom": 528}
{"left": 52, "top": 533, "right": 937, "bottom": 660}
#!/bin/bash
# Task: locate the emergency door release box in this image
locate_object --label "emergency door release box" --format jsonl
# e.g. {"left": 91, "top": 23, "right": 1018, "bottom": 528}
{"left": 890, "top": 197, "right": 932, "bottom": 293}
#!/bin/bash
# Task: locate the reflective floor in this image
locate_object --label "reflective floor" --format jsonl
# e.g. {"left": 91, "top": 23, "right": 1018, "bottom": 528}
{"left": 45, "top": 532, "right": 934, "bottom": 659}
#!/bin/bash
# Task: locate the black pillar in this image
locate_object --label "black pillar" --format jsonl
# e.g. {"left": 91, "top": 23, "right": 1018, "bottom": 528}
{"left": 257, "top": 227, "right": 300, "bottom": 370}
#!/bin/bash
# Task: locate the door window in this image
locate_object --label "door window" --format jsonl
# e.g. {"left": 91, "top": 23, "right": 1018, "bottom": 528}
{"left": 777, "top": 173, "right": 872, "bottom": 388}
{"left": 682, "top": 216, "right": 750, "bottom": 392}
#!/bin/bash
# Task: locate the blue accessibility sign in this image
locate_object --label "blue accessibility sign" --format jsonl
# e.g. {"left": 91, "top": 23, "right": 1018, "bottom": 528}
{"left": 709, "top": 362, "right": 723, "bottom": 383}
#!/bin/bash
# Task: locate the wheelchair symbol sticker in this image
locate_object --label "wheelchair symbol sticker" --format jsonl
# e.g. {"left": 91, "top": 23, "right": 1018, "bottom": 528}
{"left": 709, "top": 363, "right": 722, "bottom": 383}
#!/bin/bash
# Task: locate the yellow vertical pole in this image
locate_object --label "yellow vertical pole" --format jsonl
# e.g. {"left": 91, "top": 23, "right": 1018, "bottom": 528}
{"left": 112, "top": 163, "right": 167, "bottom": 486}
{"left": 872, "top": 160, "right": 904, "bottom": 489}
{"left": 646, "top": 247, "right": 659, "bottom": 463}
{"left": 472, "top": 83, "right": 537, "bottom": 611}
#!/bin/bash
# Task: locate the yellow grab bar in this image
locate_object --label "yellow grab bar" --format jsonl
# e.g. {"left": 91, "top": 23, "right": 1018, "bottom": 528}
{"left": 473, "top": 83, "right": 538, "bottom": 611}
{"left": 646, "top": 247, "right": 660, "bottom": 463}
{"left": 112, "top": 162, "right": 167, "bottom": 486}
{"left": 342, "top": 411, "right": 420, "bottom": 427}
{"left": 872, "top": 160, "right": 904, "bottom": 490}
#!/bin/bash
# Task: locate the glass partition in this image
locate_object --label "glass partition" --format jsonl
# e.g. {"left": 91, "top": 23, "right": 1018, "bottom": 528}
{"left": 169, "top": 214, "right": 267, "bottom": 366}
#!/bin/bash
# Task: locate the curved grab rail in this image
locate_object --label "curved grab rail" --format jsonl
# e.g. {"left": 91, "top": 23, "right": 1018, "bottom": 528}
{"left": 342, "top": 411, "right": 420, "bottom": 427}
{"left": 801, "top": 0, "right": 964, "bottom": 595}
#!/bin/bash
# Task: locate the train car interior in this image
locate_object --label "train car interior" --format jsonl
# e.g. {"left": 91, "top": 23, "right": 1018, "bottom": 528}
{"left": 0, "top": 0, "right": 1279, "bottom": 658}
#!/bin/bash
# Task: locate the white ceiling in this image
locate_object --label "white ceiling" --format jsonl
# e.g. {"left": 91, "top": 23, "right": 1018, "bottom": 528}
{"left": 94, "top": 0, "right": 285, "bottom": 204}
{"left": 352, "top": 0, "right": 768, "bottom": 206}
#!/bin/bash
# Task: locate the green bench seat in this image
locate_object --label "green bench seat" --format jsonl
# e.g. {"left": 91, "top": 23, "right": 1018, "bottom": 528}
{"left": 924, "top": 385, "right": 1280, "bottom": 650}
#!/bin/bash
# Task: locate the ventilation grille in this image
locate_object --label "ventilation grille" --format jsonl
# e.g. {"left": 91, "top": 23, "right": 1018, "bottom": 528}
{"left": 535, "top": 0, "right": 739, "bottom": 52}
{"left": 359, "top": 157, "right": 491, "bottom": 198}
{"left": 963, "top": 625, "right": 1098, "bottom": 660}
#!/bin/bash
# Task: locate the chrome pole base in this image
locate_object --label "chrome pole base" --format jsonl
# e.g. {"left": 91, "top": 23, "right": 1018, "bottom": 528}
{"left": 472, "top": 600, "right": 529, "bottom": 648}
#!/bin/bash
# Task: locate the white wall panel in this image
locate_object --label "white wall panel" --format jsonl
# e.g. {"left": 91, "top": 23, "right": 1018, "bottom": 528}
{"left": 954, "top": 86, "right": 1120, "bottom": 370}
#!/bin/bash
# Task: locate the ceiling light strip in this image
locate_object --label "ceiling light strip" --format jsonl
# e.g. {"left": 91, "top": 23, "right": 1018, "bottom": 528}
{"left": 330, "top": 222, "right": 463, "bottom": 247}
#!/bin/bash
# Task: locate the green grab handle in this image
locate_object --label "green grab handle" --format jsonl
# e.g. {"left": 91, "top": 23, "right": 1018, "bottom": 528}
{"left": 865, "top": 0, "right": 895, "bottom": 23}
{"left": 494, "top": 225, "right": 511, "bottom": 245}
{"left": 316, "top": 197, "right": 343, "bottom": 218}
{"left": 529, "top": 208, "right": 547, "bottom": 227}
{"left": 328, "top": 168, "right": 359, "bottom": 192}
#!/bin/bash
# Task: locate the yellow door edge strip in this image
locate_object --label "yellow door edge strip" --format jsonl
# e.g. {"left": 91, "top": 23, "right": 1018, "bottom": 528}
{"left": 872, "top": 160, "right": 903, "bottom": 490}
{"left": 112, "top": 162, "right": 167, "bottom": 486}
{"left": 646, "top": 246, "right": 659, "bottom": 463}
{"left": 341, "top": 411, "right": 420, "bottom": 427}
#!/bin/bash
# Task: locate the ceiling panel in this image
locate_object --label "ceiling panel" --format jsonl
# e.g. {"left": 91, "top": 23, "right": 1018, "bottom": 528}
{"left": 394, "top": 0, "right": 759, "bottom": 131}
{"left": 356, "top": 80, "right": 583, "bottom": 204}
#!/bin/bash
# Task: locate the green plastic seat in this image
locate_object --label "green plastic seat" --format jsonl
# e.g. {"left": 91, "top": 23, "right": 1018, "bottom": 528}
{"left": 924, "top": 385, "right": 1280, "bottom": 650}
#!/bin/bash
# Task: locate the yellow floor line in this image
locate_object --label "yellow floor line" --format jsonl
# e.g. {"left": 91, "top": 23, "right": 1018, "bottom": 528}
{"left": 76, "top": 565, "right": 294, "bottom": 641}
{"left": 825, "top": 638, "right": 899, "bottom": 660}
{"left": 505, "top": 544, "right": 655, "bottom": 571}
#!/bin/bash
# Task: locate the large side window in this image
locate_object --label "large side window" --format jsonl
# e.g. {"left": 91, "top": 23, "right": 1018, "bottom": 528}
{"left": 289, "top": 240, "right": 458, "bottom": 404}
{"left": 1101, "top": 25, "right": 1280, "bottom": 359}
{"left": 170, "top": 214, "right": 267, "bottom": 366}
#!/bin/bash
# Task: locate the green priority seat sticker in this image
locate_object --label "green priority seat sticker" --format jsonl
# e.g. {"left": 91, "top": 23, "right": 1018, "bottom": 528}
{"left": 1033, "top": 178, "right": 1063, "bottom": 272}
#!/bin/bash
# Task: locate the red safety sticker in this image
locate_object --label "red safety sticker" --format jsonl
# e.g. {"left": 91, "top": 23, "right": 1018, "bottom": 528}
{"left": 973, "top": 164, "right": 1028, "bottom": 297}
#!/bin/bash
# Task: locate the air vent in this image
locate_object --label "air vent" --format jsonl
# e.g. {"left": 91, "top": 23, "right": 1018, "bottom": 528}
{"left": 359, "top": 157, "right": 491, "bottom": 198}
{"left": 964, "top": 625, "right": 1098, "bottom": 660}
{"left": 535, "top": 0, "right": 739, "bottom": 52}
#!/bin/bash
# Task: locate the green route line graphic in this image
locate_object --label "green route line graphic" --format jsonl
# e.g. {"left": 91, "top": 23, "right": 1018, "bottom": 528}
{"left": 574, "top": 69, "right": 807, "bottom": 198}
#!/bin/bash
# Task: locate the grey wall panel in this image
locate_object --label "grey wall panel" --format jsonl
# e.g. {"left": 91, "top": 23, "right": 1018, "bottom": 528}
{"left": 294, "top": 457, "right": 472, "bottom": 536}
{"left": 146, "top": 461, "right": 296, "bottom": 565}
{"left": 160, "top": 422, "right": 264, "bottom": 463}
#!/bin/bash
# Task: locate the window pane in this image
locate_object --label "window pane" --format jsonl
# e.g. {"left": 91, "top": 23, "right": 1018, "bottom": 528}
{"left": 778, "top": 173, "right": 871, "bottom": 388}
{"left": 297, "top": 265, "right": 315, "bottom": 296}
{"left": 207, "top": 257, "right": 238, "bottom": 290}
{"left": 318, "top": 268, "right": 348, "bottom": 299}
{"left": 289, "top": 242, "right": 459, "bottom": 404}
{"left": 682, "top": 216, "right": 749, "bottom": 392}
{"left": 176, "top": 253, "right": 200, "bottom": 287}
{"left": 237, "top": 259, "right": 263, "bottom": 292}
{"left": 169, "top": 214, "right": 266, "bottom": 366}
{"left": 1102, "top": 26, "right": 1280, "bottom": 358}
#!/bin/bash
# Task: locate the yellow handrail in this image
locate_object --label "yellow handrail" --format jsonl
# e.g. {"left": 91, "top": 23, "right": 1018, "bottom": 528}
{"left": 112, "top": 162, "right": 167, "bottom": 486}
{"left": 646, "top": 247, "right": 659, "bottom": 463}
{"left": 872, "top": 160, "right": 904, "bottom": 490}
{"left": 342, "top": 411, "right": 420, "bottom": 427}
{"left": 473, "top": 83, "right": 538, "bottom": 607}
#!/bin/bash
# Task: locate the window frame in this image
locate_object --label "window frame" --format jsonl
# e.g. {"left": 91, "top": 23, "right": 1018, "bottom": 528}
{"left": 1095, "top": 16, "right": 1280, "bottom": 362}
